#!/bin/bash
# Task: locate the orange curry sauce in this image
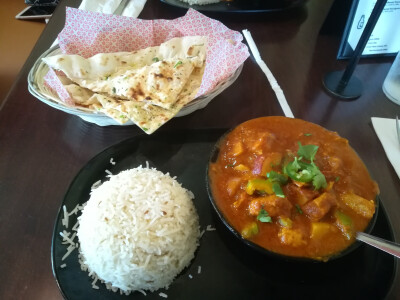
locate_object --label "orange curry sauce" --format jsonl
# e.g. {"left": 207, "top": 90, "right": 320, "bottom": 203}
{"left": 208, "top": 117, "right": 379, "bottom": 260}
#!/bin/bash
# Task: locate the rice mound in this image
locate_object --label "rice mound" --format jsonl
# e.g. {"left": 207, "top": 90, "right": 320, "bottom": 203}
{"left": 77, "top": 166, "right": 200, "bottom": 293}
{"left": 178, "top": 0, "right": 220, "bottom": 5}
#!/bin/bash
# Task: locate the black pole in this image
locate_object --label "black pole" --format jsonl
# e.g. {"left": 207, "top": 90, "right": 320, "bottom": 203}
{"left": 323, "top": 0, "right": 388, "bottom": 99}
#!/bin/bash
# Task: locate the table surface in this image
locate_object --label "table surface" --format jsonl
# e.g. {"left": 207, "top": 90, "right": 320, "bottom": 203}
{"left": 1, "top": 0, "right": 399, "bottom": 299}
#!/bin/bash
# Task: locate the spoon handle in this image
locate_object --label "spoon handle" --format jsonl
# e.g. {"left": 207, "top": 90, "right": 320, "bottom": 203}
{"left": 356, "top": 232, "right": 400, "bottom": 259}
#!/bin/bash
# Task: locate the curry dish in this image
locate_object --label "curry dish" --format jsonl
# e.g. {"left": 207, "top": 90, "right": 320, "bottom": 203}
{"left": 208, "top": 117, "right": 379, "bottom": 260}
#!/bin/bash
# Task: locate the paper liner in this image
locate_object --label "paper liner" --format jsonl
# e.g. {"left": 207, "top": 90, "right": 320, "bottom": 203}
{"left": 44, "top": 68, "right": 75, "bottom": 106}
{"left": 44, "top": 7, "right": 249, "bottom": 107}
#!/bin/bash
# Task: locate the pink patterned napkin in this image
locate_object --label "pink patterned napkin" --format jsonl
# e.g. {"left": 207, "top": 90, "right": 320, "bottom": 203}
{"left": 44, "top": 7, "right": 249, "bottom": 106}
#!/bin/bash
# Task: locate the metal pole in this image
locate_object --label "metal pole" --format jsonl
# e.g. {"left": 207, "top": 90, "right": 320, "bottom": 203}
{"left": 323, "top": 0, "right": 388, "bottom": 99}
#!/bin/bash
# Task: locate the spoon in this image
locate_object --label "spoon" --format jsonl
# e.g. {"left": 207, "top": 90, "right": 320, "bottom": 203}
{"left": 356, "top": 232, "right": 400, "bottom": 258}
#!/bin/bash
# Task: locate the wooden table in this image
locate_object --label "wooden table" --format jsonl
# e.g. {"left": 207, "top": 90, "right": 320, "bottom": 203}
{"left": 1, "top": 0, "right": 399, "bottom": 299}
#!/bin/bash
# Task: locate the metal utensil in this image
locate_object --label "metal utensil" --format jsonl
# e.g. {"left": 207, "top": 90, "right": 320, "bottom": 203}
{"left": 396, "top": 115, "right": 400, "bottom": 146}
{"left": 356, "top": 232, "right": 400, "bottom": 258}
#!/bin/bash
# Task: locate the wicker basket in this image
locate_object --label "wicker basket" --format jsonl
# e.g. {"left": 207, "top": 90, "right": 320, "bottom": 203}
{"left": 28, "top": 46, "right": 243, "bottom": 126}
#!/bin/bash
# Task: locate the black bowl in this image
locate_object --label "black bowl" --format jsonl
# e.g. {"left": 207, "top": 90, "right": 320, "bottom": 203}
{"left": 206, "top": 121, "right": 379, "bottom": 263}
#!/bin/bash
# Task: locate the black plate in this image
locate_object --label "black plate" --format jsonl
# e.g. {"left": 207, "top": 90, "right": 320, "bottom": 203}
{"left": 160, "top": 0, "right": 306, "bottom": 13}
{"left": 52, "top": 129, "right": 397, "bottom": 300}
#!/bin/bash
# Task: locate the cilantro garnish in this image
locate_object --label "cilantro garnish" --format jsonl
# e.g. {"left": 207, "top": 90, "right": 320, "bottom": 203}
{"left": 283, "top": 142, "right": 327, "bottom": 190}
{"left": 267, "top": 171, "right": 288, "bottom": 185}
{"left": 304, "top": 133, "right": 312, "bottom": 136}
{"left": 112, "top": 87, "right": 116, "bottom": 93}
{"left": 174, "top": 61, "right": 183, "bottom": 68}
{"left": 297, "top": 142, "right": 318, "bottom": 162}
{"left": 152, "top": 57, "right": 160, "bottom": 62}
{"left": 272, "top": 182, "right": 285, "bottom": 198}
{"left": 257, "top": 208, "right": 272, "bottom": 223}
{"left": 266, "top": 171, "right": 288, "bottom": 197}
{"left": 313, "top": 171, "right": 327, "bottom": 190}
{"left": 295, "top": 204, "right": 303, "bottom": 214}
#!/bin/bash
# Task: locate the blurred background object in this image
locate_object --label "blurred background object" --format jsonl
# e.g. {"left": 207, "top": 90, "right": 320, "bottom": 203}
{"left": 24, "top": 0, "right": 59, "bottom": 6}
{"left": 383, "top": 51, "right": 400, "bottom": 105}
{"left": 0, "top": 1, "right": 46, "bottom": 106}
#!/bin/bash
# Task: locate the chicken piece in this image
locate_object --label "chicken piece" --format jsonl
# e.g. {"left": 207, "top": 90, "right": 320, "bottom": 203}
{"left": 327, "top": 156, "right": 343, "bottom": 172}
{"left": 234, "top": 164, "right": 249, "bottom": 172}
{"left": 250, "top": 138, "right": 265, "bottom": 155}
{"left": 278, "top": 227, "right": 306, "bottom": 247}
{"left": 232, "top": 192, "right": 247, "bottom": 209}
{"left": 285, "top": 183, "right": 319, "bottom": 205}
{"left": 248, "top": 195, "right": 293, "bottom": 217}
{"left": 261, "top": 152, "right": 282, "bottom": 175}
{"left": 341, "top": 193, "right": 375, "bottom": 218}
{"left": 226, "top": 177, "right": 241, "bottom": 196}
{"left": 249, "top": 132, "right": 269, "bottom": 155}
{"left": 302, "top": 192, "right": 336, "bottom": 221}
{"left": 264, "top": 132, "right": 277, "bottom": 150}
{"left": 229, "top": 141, "right": 244, "bottom": 157}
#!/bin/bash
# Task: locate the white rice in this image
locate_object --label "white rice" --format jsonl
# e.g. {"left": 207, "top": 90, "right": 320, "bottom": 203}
{"left": 91, "top": 180, "right": 102, "bottom": 190}
{"left": 206, "top": 225, "right": 216, "bottom": 231}
{"left": 77, "top": 166, "right": 200, "bottom": 293}
{"left": 178, "top": 0, "right": 220, "bottom": 5}
{"left": 62, "top": 205, "right": 69, "bottom": 228}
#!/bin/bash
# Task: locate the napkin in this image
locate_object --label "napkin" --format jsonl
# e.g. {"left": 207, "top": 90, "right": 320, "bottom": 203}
{"left": 79, "top": 0, "right": 147, "bottom": 17}
{"left": 51, "top": 0, "right": 147, "bottom": 47}
{"left": 371, "top": 117, "right": 400, "bottom": 180}
{"left": 45, "top": 8, "right": 249, "bottom": 104}
{"left": 242, "top": 30, "right": 294, "bottom": 118}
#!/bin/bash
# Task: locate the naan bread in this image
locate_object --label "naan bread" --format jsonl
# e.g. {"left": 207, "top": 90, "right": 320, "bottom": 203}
{"left": 43, "top": 36, "right": 206, "bottom": 80}
{"left": 43, "top": 36, "right": 207, "bottom": 133}
{"left": 67, "top": 57, "right": 198, "bottom": 110}
{"left": 64, "top": 66, "right": 205, "bottom": 133}
{"left": 43, "top": 37, "right": 206, "bottom": 109}
{"left": 64, "top": 84, "right": 99, "bottom": 106}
